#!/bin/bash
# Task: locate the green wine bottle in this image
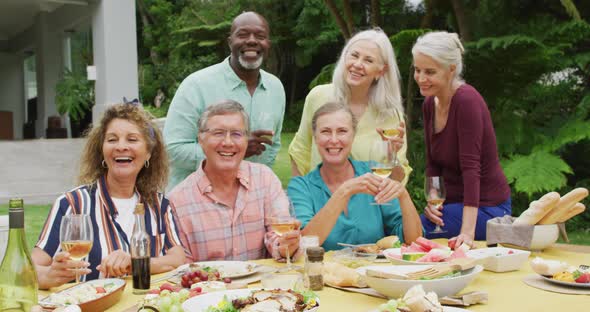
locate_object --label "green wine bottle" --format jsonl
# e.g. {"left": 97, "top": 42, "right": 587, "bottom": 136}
{"left": 0, "top": 198, "right": 39, "bottom": 311}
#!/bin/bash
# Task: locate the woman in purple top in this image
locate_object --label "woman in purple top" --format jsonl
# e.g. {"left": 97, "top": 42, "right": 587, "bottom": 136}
{"left": 412, "top": 31, "right": 511, "bottom": 248}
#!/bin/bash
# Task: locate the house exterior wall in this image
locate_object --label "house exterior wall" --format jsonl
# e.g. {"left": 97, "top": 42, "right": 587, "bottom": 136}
{"left": 0, "top": 52, "right": 25, "bottom": 140}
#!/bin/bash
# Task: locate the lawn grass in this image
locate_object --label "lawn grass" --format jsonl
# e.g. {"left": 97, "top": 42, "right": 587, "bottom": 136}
{"left": 0, "top": 203, "right": 51, "bottom": 251}
{"left": 2, "top": 132, "right": 589, "bottom": 252}
{"left": 272, "top": 132, "right": 295, "bottom": 188}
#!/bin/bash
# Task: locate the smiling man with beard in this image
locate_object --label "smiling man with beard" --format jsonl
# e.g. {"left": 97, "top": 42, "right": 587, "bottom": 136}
{"left": 163, "top": 12, "right": 286, "bottom": 191}
{"left": 168, "top": 100, "right": 300, "bottom": 261}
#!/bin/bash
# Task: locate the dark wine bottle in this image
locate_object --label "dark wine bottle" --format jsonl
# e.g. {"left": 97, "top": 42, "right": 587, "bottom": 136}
{"left": 130, "top": 203, "right": 150, "bottom": 294}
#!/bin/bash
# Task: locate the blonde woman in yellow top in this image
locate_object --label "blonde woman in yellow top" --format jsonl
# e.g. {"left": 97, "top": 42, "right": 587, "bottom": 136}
{"left": 289, "top": 28, "right": 411, "bottom": 184}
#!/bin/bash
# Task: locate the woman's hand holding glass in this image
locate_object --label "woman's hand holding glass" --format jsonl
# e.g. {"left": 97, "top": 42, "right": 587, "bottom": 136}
{"left": 59, "top": 214, "right": 93, "bottom": 283}
{"left": 376, "top": 121, "right": 406, "bottom": 182}
{"left": 424, "top": 176, "right": 447, "bottom": 234}
{"left": 344, "top": 173, "right": 403, "bottom": 205}
{"left": 45, "top": 251, "right": 91, "bottom": 288}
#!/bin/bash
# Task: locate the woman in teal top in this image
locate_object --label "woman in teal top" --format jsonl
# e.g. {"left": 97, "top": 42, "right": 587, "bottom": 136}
{"left": 287, "top": 102, "right": 422, "bottom": 251}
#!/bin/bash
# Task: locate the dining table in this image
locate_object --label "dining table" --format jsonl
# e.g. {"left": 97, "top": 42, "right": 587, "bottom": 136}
{"left": 38, "top": 241, "right": 589, "bottom": 311}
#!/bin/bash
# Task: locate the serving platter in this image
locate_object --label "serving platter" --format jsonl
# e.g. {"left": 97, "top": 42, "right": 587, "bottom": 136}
{"left": 181, "top": 288, "right": 320, "bottom": 312}
{"left": 39, "top": 278, "right": 126, "bottom": 312}
{"left": 175, "top": 261, "right": 259, "bottom": 279}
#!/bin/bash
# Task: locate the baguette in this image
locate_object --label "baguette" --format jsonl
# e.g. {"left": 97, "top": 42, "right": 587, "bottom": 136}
{"left": 376, "top": 235, "right": 399, "bottom": 250}
{"left": 513, "top": 192, "right": 560, "bottom": 225}
{"left": 538, "top": 188, "right": 588, "bottom": 225}
{"left": 556, "top": 202, "right": 586, "bottom": 223}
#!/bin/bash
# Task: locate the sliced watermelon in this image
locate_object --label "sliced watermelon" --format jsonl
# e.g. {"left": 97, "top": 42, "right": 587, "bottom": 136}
{"left": 408, "top": 242, "right": 428, "bottom": 252}
{"left": 417, "top": 248, "right": 452, "bottom": 263}
{"left": 415, "top": 237, "right": 446, "bottom": 252}
{"left": 448, "top": 249, "right": 467, "bottom": 260}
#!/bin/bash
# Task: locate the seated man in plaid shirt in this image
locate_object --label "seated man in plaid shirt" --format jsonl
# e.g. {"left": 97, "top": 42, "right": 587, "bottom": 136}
{"left": 169, "top": 100, "right": 300, "bottom": 261}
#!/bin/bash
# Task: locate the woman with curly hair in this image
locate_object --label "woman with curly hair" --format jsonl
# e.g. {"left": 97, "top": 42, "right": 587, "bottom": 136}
{"left": 32, "top": 103, "right": 188, "bottom": 289}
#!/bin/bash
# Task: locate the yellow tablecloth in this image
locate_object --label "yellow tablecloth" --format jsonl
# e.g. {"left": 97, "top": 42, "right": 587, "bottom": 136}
{"left": 40, "top": 243, "right": 590, "bottom": 311}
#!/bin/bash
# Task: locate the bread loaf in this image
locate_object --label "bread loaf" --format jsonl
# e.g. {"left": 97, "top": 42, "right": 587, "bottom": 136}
{"left": 323, "top": 262, "right": 367, "bottom": 288}
{"left": 556, "top": 202, "right": 586, "bottom": 223}
{"left": 513, "top": 192, "right": 560, "bottom": 225}
{"left": 376, "top": 235, "right": 399, "bottom": 249}
{"left": 538, "top": 188, "right": 588, "bottom": 225}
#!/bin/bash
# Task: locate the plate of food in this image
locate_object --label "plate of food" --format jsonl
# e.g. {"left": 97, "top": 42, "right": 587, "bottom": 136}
{"left": 369, "top": 284, "right": 471, "bottom": 312}
{"left": 175, "top": 261, "right": 259, "bottom": 280}
{"left": 39, "top": 278, "right": 126, "bottom": 311}
{"left": 181, "top": 288, "right": 320, "bottom": 312}
{"left": 338, "top": 236, "right": 401, "bottom": 259}
{"left": 539, "top": 269, "right": 590, "bottom": 288}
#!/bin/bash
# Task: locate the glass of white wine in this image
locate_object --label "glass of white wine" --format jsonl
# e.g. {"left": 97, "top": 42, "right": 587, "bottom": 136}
{"left": 424, "top": 176, "right": 447, "bottom": 234}
{"left": 269, "top": 198, "right": 300, "bottom": 272}
{"left": 368, "top": 140, "right": 394, "bottom": 206}
{"left": 60, "top": 214, "right": 93, "bottom": 283}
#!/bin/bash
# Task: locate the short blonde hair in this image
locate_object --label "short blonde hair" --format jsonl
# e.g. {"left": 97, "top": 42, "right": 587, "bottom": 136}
{"left": 311, "top": 101, "right": 358, "bottom": 133}
{"left": 332, "top": 28, "right": 404, "bottom": 121}
{"left": 79, "top": 103, "right": 167, "bottom": 207}
{"left": 412, "top": 31, "right": 465, "bottom": 83}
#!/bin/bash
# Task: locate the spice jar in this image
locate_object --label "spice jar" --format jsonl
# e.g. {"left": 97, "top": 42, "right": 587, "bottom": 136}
{"left": 304, "top": 246, "right": 324, "bottom": 291}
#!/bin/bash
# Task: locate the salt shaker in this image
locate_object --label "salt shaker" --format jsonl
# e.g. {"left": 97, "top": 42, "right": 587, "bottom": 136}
{"left": 304, "top": 246, "right": 324, "bottom": 291}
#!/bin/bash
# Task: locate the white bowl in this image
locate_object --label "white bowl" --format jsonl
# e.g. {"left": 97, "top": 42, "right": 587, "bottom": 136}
{"left": 529, "top": 224, "right": 559, "bottom": 251}
{"left": 466, "top": 247, "right": 530, "bottom": 272}
{"left": 357, "top": 265, "right": 483, "bottom": 298}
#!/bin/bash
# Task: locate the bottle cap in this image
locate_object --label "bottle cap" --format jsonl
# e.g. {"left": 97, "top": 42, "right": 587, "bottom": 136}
{"left": 306, "top": 246, "right": 324, "bottom": 261}
{"left": 134, "top": 203, "right": 145, "bottom": 215}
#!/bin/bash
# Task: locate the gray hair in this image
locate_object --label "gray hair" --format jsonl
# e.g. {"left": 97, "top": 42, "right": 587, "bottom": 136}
{"left": 197, "top": 99, "right": 250, "bottom": 133}
{"left": 412, "top": 31, "right": 465, "bottom": 83}
{"left": 332, "top": 28, "right": 403, "bottom": 122}
{"left": 311, "top": 101, "right": 358, "bottom": 133}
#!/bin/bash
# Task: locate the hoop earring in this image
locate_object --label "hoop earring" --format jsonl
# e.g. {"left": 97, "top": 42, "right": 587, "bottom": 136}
{"left": 101, "top": 160, "right": 108, "bottom": 168}
{"left": 145, "top": 160, "right": 150, "bottom": 168}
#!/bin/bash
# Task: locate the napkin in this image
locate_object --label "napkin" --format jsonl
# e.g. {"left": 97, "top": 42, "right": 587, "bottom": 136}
{"left": 486, "top": 215, "right": 535, "bottom": 248}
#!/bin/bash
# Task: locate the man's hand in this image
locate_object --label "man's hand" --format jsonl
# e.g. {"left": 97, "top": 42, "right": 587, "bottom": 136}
{"left": 278, "top": 220, "right": 302, "bottom": 259}
{"left": 246, "top": 130, "right": 274, "bottom": 157}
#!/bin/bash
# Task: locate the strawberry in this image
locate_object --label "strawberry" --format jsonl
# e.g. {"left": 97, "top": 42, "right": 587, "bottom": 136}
{"left": 159, "top": 282, "right": 175, "bottom": 291}
{"left": 575, "top": 272, "right": 590, "bottom": 283}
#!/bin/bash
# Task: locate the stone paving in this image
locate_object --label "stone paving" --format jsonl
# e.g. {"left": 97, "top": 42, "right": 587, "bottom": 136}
{"left": 0, "top": 138, "right": 86, "bottom": 205}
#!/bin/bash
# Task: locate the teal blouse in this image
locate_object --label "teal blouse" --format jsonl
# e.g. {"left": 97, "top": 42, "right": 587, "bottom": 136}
{"left": 287, "top": 159, "right": 405, "bottom": 251}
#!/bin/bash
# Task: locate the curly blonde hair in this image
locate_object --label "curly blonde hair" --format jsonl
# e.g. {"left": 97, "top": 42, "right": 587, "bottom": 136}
{"left": 78, "top": 103, "right": 168, "bottom": 206}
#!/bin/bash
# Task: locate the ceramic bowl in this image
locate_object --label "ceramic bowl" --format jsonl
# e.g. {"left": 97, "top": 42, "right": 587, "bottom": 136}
{"left": 466, "top": 247, "right": 530, "bottom": 272}
{"left": 357, "top": 265, "right": 483, "bottom": 298}
{"left": 39, "top": 278, "right": 126, "bottom": 312}
{"left": 529, "top": 224, "right": 560, "bottom": 251}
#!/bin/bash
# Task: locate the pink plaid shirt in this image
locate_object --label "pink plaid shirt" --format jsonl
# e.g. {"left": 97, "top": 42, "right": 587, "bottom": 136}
{"left": 169, "top": 161, "right": 289, "bottom": 262}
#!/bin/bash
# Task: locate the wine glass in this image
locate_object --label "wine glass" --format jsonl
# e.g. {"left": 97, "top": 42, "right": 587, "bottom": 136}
{"left": 368, "top": 140, "right": 394, "bottom": 206}
{"left": 60, "top": 214, "right": 93, "bottom": 283}
{"left": 424, "top": 176, "right": 447, "bottom": 234}
{"left": 269, "top": 197, "right": 300, "bottom": 272}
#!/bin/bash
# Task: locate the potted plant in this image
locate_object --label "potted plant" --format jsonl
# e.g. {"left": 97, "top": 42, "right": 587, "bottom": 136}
{"left": 55, "top": 69, "right": 94, "bottom": 137}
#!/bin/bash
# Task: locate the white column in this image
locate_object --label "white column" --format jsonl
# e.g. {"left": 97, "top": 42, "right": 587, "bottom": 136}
{"left": 34, "top": 12, "right": 62, "bottom": 137}
{"left": 91, "top": 0, "right": 139, "bottom": 123}
{"left": 63, "top": 34, "right": 72, "bottom": 138}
